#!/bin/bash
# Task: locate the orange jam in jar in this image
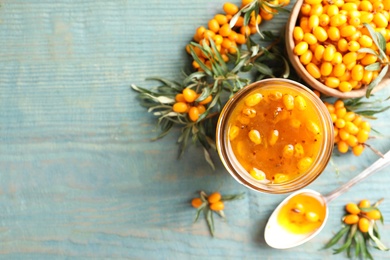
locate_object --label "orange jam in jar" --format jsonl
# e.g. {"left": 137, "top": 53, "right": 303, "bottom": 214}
{"left": 216, "top": 79, "right": 334, "bottom": 194}
{"left": 277, "top": 192, "right": 327, "bottom": 234}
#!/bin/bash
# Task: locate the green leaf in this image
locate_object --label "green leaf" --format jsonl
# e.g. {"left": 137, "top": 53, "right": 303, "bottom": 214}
{"left": 324, "top": 225, "right": 351, "bottom": 249}
{"left": 365, "top": 62, "right": 382, "bottom": 71}
{"left": 254, "top": 62, "right": 274, "bottom": 77}
{"left": 195, "top": 87, "right": 211, "bottom": 103}
{"left": 333, "top": 224, "right": 356, "bottom": 254}
{"left": 368, "top": 222, "right": 389, "bottom": 251}
{"left": 203, "top": 147, "right": 215, "bottom": 170}
{"left": 363, "top": 23, "right": 387, "bottom": 60}
{"left": 183, "top": 71, "right": 206, "bottom": 85}
{"left": 376, "top": 31, "right": 387, "bottom": 54}
{"left": 229, "top": 10, "right": 242, "bottom": 28}
{"left": 189, "top": 45, "right": 213, "bottom": 76}
{"left": 244, "top": 10, "right": 251, "bottom": 26}
{"left": 221, "top": 192, "right": 245, "bottom": 201}
{"left": 358, "top": 47, "right": 380, "bottom": 56}
{"left": 205, "top": 208, "right": 215, "bottom": 237}
{"left": 146, "top": 77, "right": 182, "bottom": 91}
{"left": 194, "top": 202, "right": 207, "bottom": 223}
{"left": 366, "top": 65, "right": 388, "bottom": 98}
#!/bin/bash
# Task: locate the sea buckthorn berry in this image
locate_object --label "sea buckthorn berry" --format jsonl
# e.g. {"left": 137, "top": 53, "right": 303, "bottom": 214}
{"left": 328, "top": 27, "right": 341, "bottom": 41}
{"left": 374, "top": 13, "right": 388, "bottom": 28}
{"left": 219, "top": 24, "right": 232, "bottom": 37}
{"left": 273, "top": 173, "right": 288, "bottom": 183}
{"left": 294, "top": 41, "right": 309, "bottom": 56}
{"left": 301, "top": 3, "right": 312, "bottom": 15}
{"left": 242, "top": 107, "right": 257, "bottom": 118}
{"left": 208, "top": 192, "right": 221, "bottom": 204}
{"left": 214, "top": 14, "right": 228, "bottom": 25}
{"left": 283, "top": 94, "right": 295, "bottom": 110}
{"left": 305, "top": 0, "right": 322, "bottom": 5}
{"left": 176, "top": 93, "right": 186, "bottom": 102}
{"left": 269, "top": 129, "right": 279, "bottom": 146}
{"left": 351, "top": 64, "right": 364, "bottom": 81}
{"left": 352, "top": 144, "right": 364, "bottom": 156}
{"left": 250, "top": 168, "right": 266, "bottom": 180}
{"left": 229, "top": 125, "right": 240, "bottom": 141}
{"left": 362, "top": 70, "right": 374, "bottom": 85}
{"left": 297, "top": 157, "right": 313, "bottom": 172}
{"left": 314, "top": 45, "right": 325, "bottom": 61}
{"left": 300, "top": 50, "right": 313, "bottom": 65}
{"left": 283, "top": 144, "right": 294, "bottom": 158}
{"left": 210, "top": 201, "right": 225, "bottom": 211}
{"left": 306, "top": 120, "right": 320, "bottom": 135}
{"left": 310, "top": 4, "right": 323, "bottom": 16}
{"left": 334, "top": 99, "right": 344, "bottom": 109}
{"left": 293, "top": 26, "right": 304, "bottom": 41}
{"left": 183, "top": 88, "right": 197, "bottom": 102}
{"left": 188, "top": 107, "right": 200, "bottom": 121}
{"left": 346, "top": 135, "right": 358, "bottom": 147}
{"left": 309, "top": 15, "right": 320, "bottom": 29}
{"left": 357, "top": 129, "right": 369, "bottom": 143}
{"left": 222, "top": 38, "right": 233, "bottom": 49}
{"left": 191, "top": 198, "right": 203, "bottom": 208}
{"left": 335, "top": 107, "right": 346, "bottom": 118}
{"left": 197, "top": 105, "right": 206, "bottom": 114}
{"left": 330, "top": 14, "right": 347, "bottom": 27}
{"left": 228, "top": 31, "right": 238, "bottom": 42}
{"left": 342, "top": 52, "right": 357, "bottom": 65}
{"left": 303, "top": 33, "right": 318, "bottom": 45}
{"left": 313, "top": 26, "right": 328, "bottom": 42}
{"left": 337, "top": 38, "right": 349, "bottom": 52}
{"left": 359, "top": 199, "right": 371, "bottom": 209}
{"left": 359, "top": 35, "right": 373, "bottom": 48}
{"left": 290, "top": 118, "right": 301, "bottom": 128}
{"left": 337, "top": 140, "right": 349, "bottom": 153}
{"left": 173, "top": 102, "right": 189, "bottom": 113}
{"left": 325, "top": 77, "right": 340, "bottom": 88}
{"left": 360, "top": 121, "right": 371, "bottom": 131}
{"left": 208, "top": 19, "right": 220, "bottom": 33}
{"left": 248, "top": 129, "right": 262, "bottom": 145}
{"left": 323, "top": 45, "right": 336, "bottom": 61}
{"left": 358, "top": 217, "right": 370, "bottom": 233}
{"left": 294, "top": 143, "right": 305, "bottom": 158}
{"left": 360, "top": 0, "right": 373, "bottom": 12}
{"left": 260, "top": 9, "right": 274, "bottom": 21}
{"left": 306, "top": 63, "right": 321, "bottom": 78}
{"left": 320, "top": 62, "right": 333, "bottom": 76}
{"left": 295, "top": 95, "right": 307, "bottom": 110}
{"left": 236, "top": 33, "right": 246, "bottom": 44}
{"left": 335, "top": 118, "right": 346, "bottom": 128}
{"left": 319, "top": 14, "right": 330, "bottom": 27}
{"left": 305, "top": 211, "right": 319, "bottom": 222}
{"left": 339, "top": 81, "right": 352, "bottom": 92}
{"left": 344, "top": 111, "right": 355, "bottom": 122}
{"left": 223, "top": 2, "right": 239, "bottom": 15}
{"left": 238, "top": 115, "right": 250, "bottom": 125}
{"left": 339, "top": 129, "right": 350, "bottom": 141}
{"left": 269, "top": 91, "right": 283, "bottom": 101}
{"left": 348, "top": 41, "right": 360, "bottom": 52}
{"left": 198, "top": 95, "right": 212, "bottom": 105}
{"left": 344, "top": 214, "right": 359, "bottom": 225}
{"left": 346, "top": 202, "right": 361, "bottom": 214}
{"left": 366, "top": 209, "right": 381, "bottom": 220}
{"left": 245, "top": 93, "right": 263, "bottom": 107}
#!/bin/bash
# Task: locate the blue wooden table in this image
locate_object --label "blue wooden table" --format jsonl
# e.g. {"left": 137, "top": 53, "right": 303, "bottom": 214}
{"left": 0, "top": 0, "right": 389, "bottom": 259}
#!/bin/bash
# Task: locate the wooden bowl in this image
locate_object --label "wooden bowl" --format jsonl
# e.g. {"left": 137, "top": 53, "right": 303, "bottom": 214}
{"left": 285, "top": 0, "right": 390, "bottom": 99}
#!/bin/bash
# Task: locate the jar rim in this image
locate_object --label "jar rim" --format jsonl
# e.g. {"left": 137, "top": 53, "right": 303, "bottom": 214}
{"left": 216, "top": 79, "right": 334, "bottom": 194}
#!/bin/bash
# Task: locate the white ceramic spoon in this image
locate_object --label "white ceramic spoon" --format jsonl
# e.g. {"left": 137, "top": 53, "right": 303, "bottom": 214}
{"left": 264, "top": 150, "right": 390, "bottom": 249}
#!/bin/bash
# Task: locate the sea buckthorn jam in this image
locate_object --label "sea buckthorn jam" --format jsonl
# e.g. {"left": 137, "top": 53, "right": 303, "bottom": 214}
{"left": 216, "top": 79, "right": 334, "bottom": 194}
{"left": 277, "top": 192, "right": 327, "bottom": 234}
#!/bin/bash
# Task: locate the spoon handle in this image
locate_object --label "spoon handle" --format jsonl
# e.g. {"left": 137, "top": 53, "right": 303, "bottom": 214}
{"left": 325, "top": 150, "right": 390, "bottom": 203}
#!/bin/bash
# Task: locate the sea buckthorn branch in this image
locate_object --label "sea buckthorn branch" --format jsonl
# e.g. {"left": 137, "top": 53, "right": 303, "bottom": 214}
{"left": 131, "top": 1, "right": 292, "bottom": 168}
{"left": 359, "top": 24, "right": 390, "bottom": 98}
{"left": 324, "top": 199, "right": 388, "bottom": 259}
{"left": 191, "top": 191, "right": 245, "bottom": 237}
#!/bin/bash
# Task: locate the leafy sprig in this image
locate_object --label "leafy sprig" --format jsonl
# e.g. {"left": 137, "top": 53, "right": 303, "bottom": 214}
{"left": 358, "top": 23, "right": 390, "bottom": 98}
{"left": 324, "top": 199, "right": 388, "bottom": 259}
{"left": 192, "top": 191, "right": 245, "bottom": 237}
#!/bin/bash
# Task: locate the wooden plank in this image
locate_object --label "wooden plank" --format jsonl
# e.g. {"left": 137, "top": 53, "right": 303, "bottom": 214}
{"left": 0, "top": 0, "right": 389, "bottom": 258}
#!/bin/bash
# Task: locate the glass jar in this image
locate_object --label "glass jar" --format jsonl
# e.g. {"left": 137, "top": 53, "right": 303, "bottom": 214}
{"left": 216, "top": 79, "right": 334, "bottom": 194}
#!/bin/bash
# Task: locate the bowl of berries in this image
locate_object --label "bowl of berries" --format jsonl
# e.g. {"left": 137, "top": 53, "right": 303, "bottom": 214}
{"left": 286, "top": 0, "right": 390, "bottom": 98}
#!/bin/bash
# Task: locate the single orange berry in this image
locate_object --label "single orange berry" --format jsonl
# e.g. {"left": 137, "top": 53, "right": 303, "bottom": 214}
{"left": 358, "top": 217, "right": 370, "bottom": 233}
{"left": 198, "top": 95, "right": 212, "bottom": 105}
{"left": 173, "top": 102, "right": 189, "bottom": 113}
{"left": 208, "top": 192, "right": 222, "bottom": 204}
{"left": 343, "top": 214, "right": 359, "bottom": 225}
{"left": 183, "top": 88, "right": 197, "bottom": 103}
{"left": 366, "top": 209, "right": 381, "bottom": 220}
{"left": 210, "top": 201, "right": 225, "bottom": 211}
{"left": 223, "top": 2, "right": 239, "bottom": 15}
{"left": 191, "top": 198, "right": 203, "bottom": 208}
{"left": 188, "top": 106, "right": 200, "bottom": 122}
{"left": 358, "top": 199, "right": 371, "bottom": 209}
{"left": 346, "top": 202, "right": 361, "bottom": 214}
